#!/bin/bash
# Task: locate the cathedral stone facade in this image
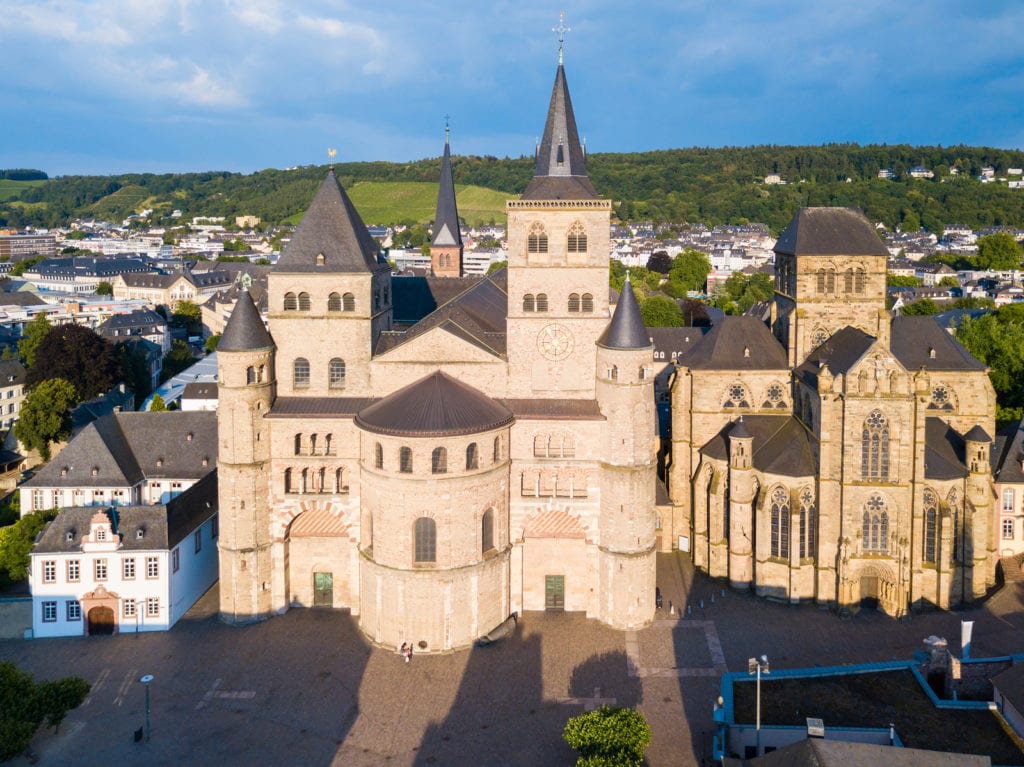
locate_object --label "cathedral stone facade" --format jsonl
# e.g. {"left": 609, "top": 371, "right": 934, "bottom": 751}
{"left": 667, "top": 207, "right": 999, "bottom": 616}
{"left": 216, "top": 54, "right": 657, "bottom": 650}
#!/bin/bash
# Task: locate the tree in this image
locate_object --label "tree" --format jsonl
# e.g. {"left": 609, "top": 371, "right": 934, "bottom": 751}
{"left": 0, "top": 509, "right": 57, "bottom": 584}
{"left": 26, "top": 325, "right": 122, "bottom": 401}
{"left": 8, "top": 256, "right": 44, "bottom": 277}
{"left": 679, "top": 298, "right": 711, "bottom": 326}
{"left": 640, "top": 295, "right": 684, "bottom": 327}
{"left": 94, "top": 280, "right": 113, "bottom": 296}
{"left": 563, "top": 705, "right": 651, "bottom": 767}
{"left": 204, "top": 333, "right": 221, "bottom": 353}
{"left": 162, "top": 340, "right": 196, "bottom": 380}
{"left": 886, "top": 275, "right": 921, "bottom": 288}
{"left": 149, "top": 393, "right": 167, "bottom": 412}
{"left": 645, "top": 250, "right": 672, "bottom": 275}
{"left": 976, "top": 231, "right": 1022, "bottom": 270}
{"left": 66, "top": 229, "right": 86, "bottom": 241}
{"left": 713, "top": 272, "right": 774, "bottom": 314}
{"left": 899, "top": 298, "right": 940, "bottom": 316}
{"left": 35, "top": 677, "right": 90, "bottom": 734}
{"left": 663, "top": 249, "right": 711, "bottom": 297}
{"left": 170, "top": 299, "right": 202, "bottom": 332}
{"left": 17, "top": 313, "right": 51, "bottom": 368}
{"left": 14, "top": 379, "right": 77, "bottom": 461}
{"left": 487, "top": 260, "right": 508, "bottom": 276}
{"left": 0, "top": 662, "right": 90, "bottom": 759}
{"left": 936, "top": 275, "right": 960, "bottom": 289}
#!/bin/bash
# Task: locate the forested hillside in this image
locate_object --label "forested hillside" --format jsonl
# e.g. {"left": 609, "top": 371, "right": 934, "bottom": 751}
{"left": 3, "top": 143, "right": 1024, "bottom": 232}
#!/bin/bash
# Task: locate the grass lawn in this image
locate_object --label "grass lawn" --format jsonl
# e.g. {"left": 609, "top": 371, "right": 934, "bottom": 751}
{"left": 0, "top": 179, "right": 46, "bottom": 202}
{"left": 732, "top": 670, "right": 1022, "bottom": 764}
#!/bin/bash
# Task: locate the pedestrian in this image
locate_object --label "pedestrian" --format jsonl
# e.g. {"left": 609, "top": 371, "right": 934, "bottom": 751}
{"left": 407, "top": 644, "right": 413, "bottom": 663}
{"left": 400, "top": 642, "right": 408, "bottom": 663}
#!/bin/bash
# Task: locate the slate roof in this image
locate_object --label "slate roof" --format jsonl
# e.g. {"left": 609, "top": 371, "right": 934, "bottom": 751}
{"left": 219, "top": 288, "right": 274, "bottom": 352}
{"left": 274, "top": 170, "right": 386, "bottom": 274}
{"left": 521, "top": 62, "right": 599, "bottom": 201}
{"left": 742, "top": 737, "right": 990, "bottom": 767}
{"left": 796, "top": 326, "right": 878, "bottom": 386}
{"left": 924, "top": 417, "right": 969, "bottom": 480}
{"left": 645, "top": 326, "right": 710, "bottom": 364}
{"left": 500, "top": 399, "right": 604, "bottom": 420}
{"left": 774, "top": 207, "right": 889, "bottom": 257}
{"left": 354, "top": 371, "right": 513, "bottom": 438}
{"left": 376, "top": 268, "right": 508, "bottom": 357}
{"left": 32, "top": 470, "right": 218, "bottom": 554}
{"left": 391, "top": 275, "right": 483, "bottom": 325}
{"left": 268, "top": 397, "right": 377, "bottom": 418}
{"left": 182, "top": 382, "right": 218, "bottom": 401}
{"left": 683, "top": 316, "right": 788, "bottom": 370}
{"left": 431, "top": 135, "right": 463, "bottom": 249}
{"left": 97, "top": 309, "right": 167, "bottom": 339}
{"left": 700, "top": 416, "right": 818, "bottom": 477}
{"left": 890, "top": 316, "right": 986, "bottom": 371}
{"left": 598, "top": 276, "right": 650, "bottom": 349}
{"left": 993, "top": 419, "right": 1024, "bottom": 484}
{"left": 25, "top": 411, "right": 217, "bottom": 489}
{"left": 0, "top": 359, "right": 26, "bottom": 385}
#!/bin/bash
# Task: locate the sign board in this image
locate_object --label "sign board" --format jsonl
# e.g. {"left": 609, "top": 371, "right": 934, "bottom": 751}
{"left": 806, "top": 717, "right": 825, "bottom": 738}
{"left": 678, "top": 535, "right": 690, "bottom": 552}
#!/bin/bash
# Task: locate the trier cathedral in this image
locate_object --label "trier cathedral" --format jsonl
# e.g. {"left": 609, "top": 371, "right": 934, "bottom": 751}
{"left": 217, "top": 47, "right": 998, "bottom": 648}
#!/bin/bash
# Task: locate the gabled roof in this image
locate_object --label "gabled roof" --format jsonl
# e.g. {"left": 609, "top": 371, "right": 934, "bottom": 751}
{"left": 774, "top": 207, "right": 888, "bottom": 258}
{"left": 924, "top": 417, "right": 969, "bottom": 480}
{"left": 994, "top": 419, "right": 1024, "bottom": 484}
{"left": 219, "top": 288, "right": 273, "bottom": 352}
{"left": 274, "top": 170, "right": 386, "bottom": 274}
{"left": 354, "top": 370, "right": 513, "bottom": 438}
{"left": 431, "top": 134, "right": 462, "bottom": 249}
{"left": 701, "top": 416, "right": 818, "bottom": 477}
{"left": 890, "top": 316, "right": 986, "bottom": 371}
{"left": 521, "top": 62, "right": 598, "bottom": 201}
{"left": 683, "top": 316, "right": 788, "bottom": 370}
{"left": 391, "top": 275, "right": 482, "bottom": 325}
{"left": 598, "top": 276, "right": 649, "bottom": 349}
{"left": 796, "top": 326, "right": 877, "bottom": 382}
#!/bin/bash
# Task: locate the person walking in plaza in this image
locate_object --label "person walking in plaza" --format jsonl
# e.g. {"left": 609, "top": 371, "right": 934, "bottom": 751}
{"left": 401, "top": 642, "right": 408, "bottom": 662}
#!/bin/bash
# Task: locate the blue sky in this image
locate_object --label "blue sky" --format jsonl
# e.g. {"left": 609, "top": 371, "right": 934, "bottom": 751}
{"left": 2, "top": 0, "right": 1023, "bottom": 177}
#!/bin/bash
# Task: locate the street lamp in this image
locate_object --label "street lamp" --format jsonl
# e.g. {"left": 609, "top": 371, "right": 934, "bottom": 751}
{"left": 748, "top": 655, "right": 769, "bottom": 755}
{"left": 140, "top": 674, "right": 153, "bottom": 742}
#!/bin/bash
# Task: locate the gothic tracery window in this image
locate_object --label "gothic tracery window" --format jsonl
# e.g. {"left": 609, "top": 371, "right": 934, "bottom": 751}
{"left": 527, "top": 222, "right": 548, "bottom": 254}
{"left": 770, "top": 487, "right": 790, "bottom": 559}
{"left": 862, "top": 493, "right": 889, "bottom": 553}
{"left": 861, "top": 410, "right": 890, "bottom": 480}
{"left": 923, "top": 488, "right": 938, "bottom": 563}
{"left": 799, "top": 488, "right": 816, "bottom": 559}
{"left": 567, "top": 220, "right": 588, "bottom": 253}
{"left": 723, "top": 383, "right": 750, "bottom": 408}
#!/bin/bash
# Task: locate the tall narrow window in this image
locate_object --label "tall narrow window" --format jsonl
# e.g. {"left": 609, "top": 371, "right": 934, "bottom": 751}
{"left": 568, "top": 293, "right": 581, "bottom": 312}
{"left": 799, "top": 488, "right": 816, "bottom": 559}
{"left": 523, "top": 294, "right": 535, "bottom": 312}
{"left": 481, "top": 508, "right": 494, "bottom": 553}
{"left": 298, "top": 292, "right": 311, "bottom": 311}
{"left": 1004, "top": 488, "right": 1015, "bottom": 512}
{"left": 527, "top": 222, "right": 548, "bottom": 253}
{"left": 328, "top": 292, "right": 342, "bottom": 311}
{"left": 581, "top": 293, "right": 594, "bottom": 312}
{"left": 923, "top": 489, "right": 938, "bottom": 563}
{"left": 342, "top": 293, "right": 355, "bottom": 312}
{"left": 414, "top": 517, "right": 436, "bottom": 563}
{"left": 329, "top": 358, "right": 346, "bottom": 389}
{"left": 431, "top": 447, "right": 447, "bottom": 474}
{"left": 854, "top": 268, "right": 866, "bottom": 293}
{"left": 536, "top": 293, "right": 549, "bottom": 312}
{"left": 843, "top": 268, "right": 854, "bottom": 294}
{"left": 567, "top": 220, "right": 588, "bottom": 253}
{"left": 493, "top": 436, "right": 501, "bottom": 462}
{"left": 399, "top": 447, "right": 413, "bottom": 474}
{"left": 862, "top": 494, "right": 888, "bottom": 552}
{"left": 284, "top": 292, "right": 297, "bottom": 311}
{"left": 246, "top": 366, "right": 256, "bottom": 384}
{"left": 950, "top": 491, "right": 962, "bottom": 562}
{"left": 293, "top": 358, "right": 310, "bottom": 388}
{"left": 466, "top": 442, "right": 479, "bottom": 470}
{"left": 294, "top": 434, "right": 302, "bottom": 455}
{"left": 861, "top": 410, "right": 890, "bottom": 480}
{"left": 374, "top": 442, "right": 383, "bottom": 470}
{"left": 284, "top": 468, "right": 293, "bottom": 493}
{"left": 770, "top": 487, "right": 790, "bottom": 559}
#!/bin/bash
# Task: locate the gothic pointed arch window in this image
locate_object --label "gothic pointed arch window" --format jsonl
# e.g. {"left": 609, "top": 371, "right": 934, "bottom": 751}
{"left": 481, "top": 508, "right": 494, "bottom": 553}
{"left": 923, "top": 489, "right": 938, "bottom": 563}
{"left": 536, "top": 293, "right": 549, "bottom": 312}
{"left": 567, "top": 220, "right": 588, "bottom": 253}
{"left": 431, "top": 447, "right": 447, "bottom": 474}
{"left": 862, "top": 493, "right": 889, "bottom": 553}
{"left": 293, "top": 358, "right": 310, "bottom": 388}
{"left": 284, "top": 292, "right": 297, "bottom": 311}
{"left": 328, "top": 292, "right": 342, "bottom": 311}
{"left": 342, "top": 292, "right": 355, "bottom": 312}
{"left": 799, "top": 487, "right": 816, "bottom": 559}
{"left": 329, "top": 358, "right": 346, "bottom": 389}
{"left": 949, "top": 489, "right": 963, "bottom": 562}
{"left": 723, "top": 383, "right": 750, "bottom": 409}
{"left": 770, "top": 487, "right": 790, "bottom": 559}
{"left": 862, "top": 410, "right": 890, "bottom": 480}
{"left": 568, "top": 293, "right": 581, "bottom": 312}
{"left": 414, "top": 517, "right": 436, "bottom": 563}
{"left": 581, "top": 293, "right": 594, "bottom": 312}
{"left": 527, "top": 222, "right": 548, "bottom": 254}
{"left": 466, "top": 442, "right": 479, "bottom": 470}
{"left": 298, "top": 292, "right": 311, "bottom": 311}
{"left": 523, "top": 294, "right": 536, "bottom": 312}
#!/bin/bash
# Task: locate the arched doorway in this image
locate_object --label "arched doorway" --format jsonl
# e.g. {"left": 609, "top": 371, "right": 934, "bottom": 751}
{"left": 859, "top": 575, "right": 879, "bottom": 608}
{"left": 88, "top": 606, "right": 115, "bottom": 635}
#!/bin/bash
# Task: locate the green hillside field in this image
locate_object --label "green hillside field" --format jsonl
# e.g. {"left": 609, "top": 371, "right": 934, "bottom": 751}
{"left": 339, "top": 181, "right": 510, "bottom": 227}
{"left": 0, "top": 179, "right": 46, "bottom": 202}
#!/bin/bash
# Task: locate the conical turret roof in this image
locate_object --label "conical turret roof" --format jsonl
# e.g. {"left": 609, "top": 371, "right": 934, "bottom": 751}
{"left": 275, "top": 170, "right": 385, "bottom": 273}
{"left": 431, "top": 133, "right": 462, "bottom": 248}
{"left": 218, "top": 288, "right": 273, "bottom": 352}
{"left": 521, "top": 61, "right": 598, "bottom": 201}
{"left": 598, "top": 276, "right": 650, "bottom": 349}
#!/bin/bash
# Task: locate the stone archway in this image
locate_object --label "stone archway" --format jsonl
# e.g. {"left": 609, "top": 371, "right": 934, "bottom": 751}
{"left": 88, "top": 606, "right": 115, "bottom": 635}
{"left": 849, "top": 561, "right": 900, "bottom": 616}
{"left": 81, "top": 584, "right": 120, "bottom": 636}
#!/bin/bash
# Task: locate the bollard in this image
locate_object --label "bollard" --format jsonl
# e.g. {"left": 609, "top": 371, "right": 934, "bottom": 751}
{"left": 669, "top": 600, "right": 674, "bottom": 614}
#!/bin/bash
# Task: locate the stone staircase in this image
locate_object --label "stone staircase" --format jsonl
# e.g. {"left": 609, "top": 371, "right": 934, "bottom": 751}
{"left": 999, "top": 555, "right": 1024, "bottom": 582}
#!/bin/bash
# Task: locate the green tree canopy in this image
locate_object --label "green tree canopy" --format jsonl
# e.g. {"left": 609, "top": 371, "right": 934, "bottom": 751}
{"left": 640, "top": 295, "right": 684, "bottom": 327}
{"left": 487, "top": 260, "right": 507, "bottom": 275}
{"left": 17, "top": 313, "right": 51, "bottom": 368}
{"left": 976, "top": 231, "right": 1023, "bottom": 270}
{"left": 26, "top": 324, "right": 122, "bottom": 401}
{"left": 936, "top": 275, "right": 961, "bottom": 288}
{"left": 563, "top": 705, "right": 651, "bottom": 767}
{"left": 0, "top": 509, "right": 58, "bottom": 584}
{"left": 899, "top": 298, "right": 940, "bottom": 315}
{"left": 887, "top": 274, "right": 921, "bottom": 287}
{"left": 14, "top": 378, "right": 78, "bottom": 461}
{"left": 663, "top": 249, "right": 711, "bottom": 297}
{"left": 170, "top": 299, "right": 202, "bottom": 331}
{"left": 204, "top": 333, "right": 221, "bottom": 353}
{"left": 94, "top": 280, "right": 113, "bottom": 296}
{"left": 956, "top": 308, "right": 1024, "bottom": 422}
{"left": 149, "top": 393, "right": 167, "bottom": 411}
{"left": 645, "top": 250, "right": 672, "bottom": 275}
{"left": 162, "top": 339, "right": 196, "bottom": 380}
{"left": 713, "top": 272, "right": 774, "bottom": 314}
{"left": 9, "top": 256, "right": 44, "bottom": 277}
{"left": 0, "top": 661, "right": 90, "bottom": 759}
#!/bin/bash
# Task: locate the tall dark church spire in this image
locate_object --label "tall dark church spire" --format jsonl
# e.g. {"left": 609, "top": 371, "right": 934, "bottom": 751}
{"left": 522, "top": 15, "right": 598, "bottom": 201}
{"left": 430, "top": 122, "right": 464, "bottom": 277}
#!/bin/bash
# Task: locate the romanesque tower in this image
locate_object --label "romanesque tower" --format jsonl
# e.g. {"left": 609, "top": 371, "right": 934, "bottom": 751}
{"left": 506, "top": 44, "right": 612, "bottom": 398}
{"left": 430, "top": 128, "right": 463, "bottom": 278}
{"left": 216, "top": 289, "right": 276, "bottom": 623}
{"left": 595, "top": 277, "right": 657, "bottom": 628}
{"left": 267, "top": 170, "right": 392, "bottom": 398}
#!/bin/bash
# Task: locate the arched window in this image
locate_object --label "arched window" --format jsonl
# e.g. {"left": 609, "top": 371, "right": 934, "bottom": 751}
{"left": 527, "top": 222, "right": 548, "bottom": 254}
{"left": 293, "top": 358, "right": 310, "bottom": 388}
{"left": 342, "top": 293, "right": 355, "bottom": 312}
{"left": 300, "top": 468, "right": 308, "bottom": 494}
{"left": 431, "top": 447, "right": 447, "bottom": 474}
{"left": 284, "top": 292, "right": 298, "bottom": 311}
{"left": 328, "top": 292, "right": 342, "bottom": 311}
{"left": 294, "top": 434, "right": 302, "bottom": 455}
{"left": 335, "top": 467, "right": 346, "bottom": 493}
{"left": 567, "top": 220, "right": 587, "bottom": 253}
{"left": 316, "top": 253, "right": 325, "bottom": 266}
{"left": 950, "top": 490, "right": 962, "bottom": 562}
{"left": 246, "top": 366, "right": 256, "bottom": 384}
{"left": 399, "top": 446, "right": 413, "bottom": 474}
{"left": 536, "top": 293, "right": 548, "bottom": 312}
{"left": 799, "top": 488, "right": 816, "bottom": 559}
{"left": 481, "top": 509, "right": 494, "bottom": 553}
{"left": 861, "top": 410, "right": 890, "bottom": 480}
{"left": 374, "top": 442, "right": 383, "bottom": 470}
{"left": 329, "top": 358, "right": 346, "bottom": 389}
{"left": 862, "top": 494, "right": 888, "bottom": 552}
{"left": 568, "top": 293, "right": 581, "bottom": 312}
{"left": 493, "top": 435, "right": 501, "bottom": 462}
{"left": 581, "top": 293, "right": 594, "bottom": 312}
{"left": 854, "top": 268, "right": 866, "bottom": 293}
{"left": 923, "top": 489, "right": 938, "bottom": 563}
{"left": 284, "top": 468, "right": 293, "bottom": 493}
{"left": 414, "top": 517, "right": 436, "bottom": 563}
{"left": 609, "top": 365, "right": 618, "bottom": 381}
{"left": 770, "top": 487, "right": 790, "bottom": 559}
{"left": 523, "top": 294, "right": 535, "bottom": 312}
{"left": 298, "top": 292, "right": 311, "bottom": 311}
{"left": 843, "top": 268, "right": 854, "bottom": 293}
{"left": 324, "top": 434, "right": 333, "bottom": 455}
{"left": 466, "top": 442, "right": 479, "bottom": 470}
{"left": 310, "top": 434, "right": 318, "bottom": 455}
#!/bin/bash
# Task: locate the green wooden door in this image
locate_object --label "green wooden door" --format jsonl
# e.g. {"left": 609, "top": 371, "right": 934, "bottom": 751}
{"left": 545, "top": 575, "right": 565, "bottom": 610}
{"left": 313, "top": 572, "right": 333, "bottom": 607}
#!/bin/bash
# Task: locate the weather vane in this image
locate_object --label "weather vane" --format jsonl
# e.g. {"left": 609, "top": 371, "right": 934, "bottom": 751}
{"left": 553, "top": 11, "right": 571, "bottom": 64}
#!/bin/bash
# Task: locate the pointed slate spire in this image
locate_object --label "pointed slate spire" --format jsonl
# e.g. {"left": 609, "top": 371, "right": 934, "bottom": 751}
{"left": 431, "top": 128, "right": 462, "bottom": 250}
{"left": 598, "top": 274, "right": 650, "bottom": 349}
{"left": 521, "top": 57, "right": 598, "bottom": 200}
{"left": 275, "top": 169, "right": 384, "bottom": 273}
{"left": 219, "top": 288, "right": 273, "bottom": 352}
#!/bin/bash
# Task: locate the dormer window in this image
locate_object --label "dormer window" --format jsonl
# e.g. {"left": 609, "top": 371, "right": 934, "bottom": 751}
{"left": 156, "top": 458, "right": 164, "bottom": 468}
{"left": 65, "top": 531, "right": 74, "bottom": 542}
{"left": 91, "top": 467, "right": 98, "bottom": 476}
{"left": 202, "top": 457, "right": 209, "bottom": 467}
{"left": 96, "top": 529, "right": 106, "bottom": 541}
{"left": 928, "top": 347, "right": 936, "bottom": 359}
{"left": 316, "top": 253, "right": 325, "bottom": 266}
{"left": 61, "top": 467, "right": 68, "bottom": 477}
{"left": 136, "top": 529, "right": 145, "bottom": 540}
{"left": 187, "top": 432, "right": 193, "bottom": 442}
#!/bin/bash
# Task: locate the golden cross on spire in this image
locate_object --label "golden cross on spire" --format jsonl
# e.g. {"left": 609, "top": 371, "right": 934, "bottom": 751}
{"left": 553, "top": 11, "right": 571, "bottom": 64}
{"left": 327, "top": 147, "right": 337, "bottom": 167}
{"left": 444, "top": 114, "right": 450, "bottom": 143}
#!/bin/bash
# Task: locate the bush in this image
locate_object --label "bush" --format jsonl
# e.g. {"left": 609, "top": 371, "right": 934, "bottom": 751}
{"left": 564, "top": 706, "right": 651, "bottom": 767}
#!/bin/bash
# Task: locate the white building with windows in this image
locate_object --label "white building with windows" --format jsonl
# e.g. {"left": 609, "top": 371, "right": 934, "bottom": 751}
{"left": 993, "top": 419, "right": 1024, "bottom": 557}
{"left": 29, "top": 471, "right": 218, "bottom": 637}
